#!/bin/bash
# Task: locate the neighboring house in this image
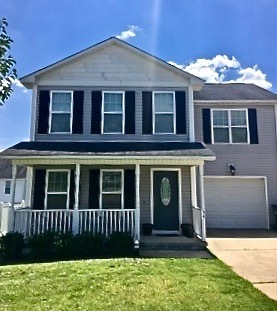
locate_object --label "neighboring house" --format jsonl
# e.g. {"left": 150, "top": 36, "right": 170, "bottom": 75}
{"left": 0, "top": 159, "right": 26, "bottom": 232}
{"left": 0, "top": 159, "right": 26, "bottom": 203}
{"left": 0, "top": 37, "right": 276, "bottom": 242}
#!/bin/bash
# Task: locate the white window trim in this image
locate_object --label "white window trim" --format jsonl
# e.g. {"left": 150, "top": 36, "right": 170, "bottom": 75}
{"left": 100, "top": 169, "right": 124, "bottom": 209}
{"left": 211, "top": 108, "right": 250, "bottom": 144}
{"left": 49, "top": 90, "right": 73, "bottom": 134}
{"left": 4, "top": 180, "right": 11, "bottom": 195}
{"left": 44, "top": 169, "right": 70, "bottom": 210}
{"left": 101, "top": 91, "right": 125, "bottom": 134}
{"left": 153, "top": 91, "right": 176, "bottom": 134}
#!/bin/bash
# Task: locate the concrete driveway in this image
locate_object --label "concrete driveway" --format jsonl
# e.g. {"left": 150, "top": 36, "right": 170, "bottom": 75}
{"left": 207, "top": 229, "right": 277, "bottom": 301}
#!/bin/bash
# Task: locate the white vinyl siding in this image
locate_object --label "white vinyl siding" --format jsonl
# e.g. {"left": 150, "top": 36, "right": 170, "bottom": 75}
{"left": 212, "top": 109, "right": 249, "bottom": 144}
{"left": 102, "top": 92, "right": 125, "bottom": 134}
{"left": 153, "top": 92, "right": 176, "bottom": 134}
{"left": 100, "top": 170, "right": 124, "bottom": 209}
{"left": 49, "top": 91, "right": 73, "bottom": 134}
{"left": 45, "top": 170, "right": 70, "bottom": 210}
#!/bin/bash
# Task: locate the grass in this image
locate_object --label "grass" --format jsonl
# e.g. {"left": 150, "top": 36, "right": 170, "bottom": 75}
{"left": 0, "top": 258, "right": 276, "bottom": 311}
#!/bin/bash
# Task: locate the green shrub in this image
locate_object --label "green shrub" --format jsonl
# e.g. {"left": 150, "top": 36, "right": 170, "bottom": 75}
{"left": 53, "top": 231, "right": 75, "bottom": 259}
{"left": 73, "top": 232, "right": 108, "bottom": 258}
{"left": 109, "top": 231, "right": 134, "bottom": 257}
{"left": 0, "top": 232, "right": 25, "bottom": 261}
{"left": 27, "top": 231, "right": 56, "bottom": 259}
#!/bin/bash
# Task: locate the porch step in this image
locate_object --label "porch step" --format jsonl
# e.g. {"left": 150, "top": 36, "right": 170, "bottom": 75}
{"left": 139, "top": 249, "right": 214, "bottom": 259}
{"left": 139, "top": 235, "right": 207, "bottom": 251}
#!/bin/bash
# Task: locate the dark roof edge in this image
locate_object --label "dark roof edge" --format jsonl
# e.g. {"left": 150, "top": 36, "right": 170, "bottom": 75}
{"left": 20, "top": 37, "right": 204, "bottom": 85}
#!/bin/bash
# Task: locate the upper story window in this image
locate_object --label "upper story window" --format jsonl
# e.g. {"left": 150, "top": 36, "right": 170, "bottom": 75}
{"left": 4, "top": 181, "right": 11, "bottom": 195}
{"left": 49, "top": 91, "right": 73, "bottom": 133}
{"left": 100, "top": 170, "right": 123, "bottom": 209}
{"left": 102, "top": 92, "right": 125, "bottom": 134}
{"left": 153, "top": 92, "right": 176, "bottom": 134}
{"left": 212, "top": 109, "right": 249, "bottom": 144}
{"left": 45, "top": 170, "right": 70, "bottom": 209}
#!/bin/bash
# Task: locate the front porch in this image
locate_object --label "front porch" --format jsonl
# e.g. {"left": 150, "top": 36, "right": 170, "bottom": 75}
{"left": 1, "top": 141, "right": 215, "bottom": 244}
{"left": 4, "top": 162, "right": 207, "bottom": 244}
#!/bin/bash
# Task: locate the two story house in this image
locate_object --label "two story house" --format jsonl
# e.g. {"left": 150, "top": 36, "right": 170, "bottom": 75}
{"left": 1, "top": 37, "right": 276, "bottom": 242}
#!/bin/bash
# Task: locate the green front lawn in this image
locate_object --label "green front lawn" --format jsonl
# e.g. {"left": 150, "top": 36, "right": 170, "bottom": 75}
{"left": 0, "top": 258, "right": 276, "bottom": 311}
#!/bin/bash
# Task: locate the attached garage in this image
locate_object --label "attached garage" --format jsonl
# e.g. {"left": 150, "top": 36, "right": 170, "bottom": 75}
{"left": 204, "top": 177, "right": 269, "bottom": 229}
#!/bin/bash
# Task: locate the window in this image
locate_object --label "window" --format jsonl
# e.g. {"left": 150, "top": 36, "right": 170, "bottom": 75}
{"left": 102, "top": 92, "right": 124, "bottom": 134}
{"left": 49, "top": 91, "right": 73, "bottom": 133}
{"left": 45, "top": 170, "right": 70, "bottom": 209}
{"left": 4, "top": 181, "right": 11, "bottom": 195}
{"left": 212, "top": 109, "right": 249, "bottom": 144}
{"left": 100, "top": 170, "right": 123, "bottom": 209}
{"left": 153, "top": 92, "right": 175, "bottom": 134}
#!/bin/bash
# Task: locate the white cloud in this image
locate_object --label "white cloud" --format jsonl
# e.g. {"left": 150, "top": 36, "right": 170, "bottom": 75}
{"left": 235, "top": 65, "right": 272, "bottom": 89}
{"left": 12, "top": 78, "right": 29, "bottom": 93}
{"left": 168, "top": 55, "right": 272, "bottom": 89}
{"left": 116, "top": 25, "right": 141, "bottom": 41}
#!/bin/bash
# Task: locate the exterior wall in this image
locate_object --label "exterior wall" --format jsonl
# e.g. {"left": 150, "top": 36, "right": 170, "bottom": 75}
{"left": 79, "top": 165, "right": 192, "bottom": 227}
{"left": 32, "top": 44, "right": 193, "bottom": 142}
{"left": 194, "top": 102, "right": 277, "bottom": 224}
{"left": 0, "top": 179, "right": 26, "bottom": 203}
{"left": 34, "top": 87, "right": 190, "bottom": 142}
{"left": 31, "top": 165, "right": 193, "bottom": 227}
{"left": 36, "top": 44, "right": 191, "bottom": 87}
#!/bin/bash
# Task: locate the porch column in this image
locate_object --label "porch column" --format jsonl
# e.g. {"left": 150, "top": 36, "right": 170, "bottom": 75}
{"left": 134, "top": 163, "right": 140, "bottom": 246}
{"left": 72, "top": 163, "right": 80, "bottom": 235}
{"left": 190, "top": 166, "right": 197, "bottom": 207}
{"left": 199, "top": 164, "right": 206, "bottom": 241}
{"left": 11, "top": 164, "right": 18, "bottom": 211}
{"left": 74, "top": 163, "right": 81, "bottom": 210}
{"left": 25, "top": 167, "right": 33, "bottom": 207}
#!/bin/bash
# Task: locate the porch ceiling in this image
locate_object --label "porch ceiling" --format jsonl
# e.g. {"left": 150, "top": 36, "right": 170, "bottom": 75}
{"left": 0, "top": 141, "right": 215, "bottom": 166}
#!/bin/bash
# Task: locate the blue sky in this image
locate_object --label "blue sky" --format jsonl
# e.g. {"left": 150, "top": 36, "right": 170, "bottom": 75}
{"left": 1, "top": 0, "right": 277, "bottom": 150}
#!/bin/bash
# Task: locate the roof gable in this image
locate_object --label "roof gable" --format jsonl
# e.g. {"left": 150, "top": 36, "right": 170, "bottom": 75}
{"left": 21, "top": 37, "right": 204, "bottom": 89}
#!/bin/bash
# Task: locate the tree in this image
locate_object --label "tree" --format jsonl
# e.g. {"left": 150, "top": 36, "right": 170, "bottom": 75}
{"left": 0, "top": 18, "right": 17, "bottom": 106}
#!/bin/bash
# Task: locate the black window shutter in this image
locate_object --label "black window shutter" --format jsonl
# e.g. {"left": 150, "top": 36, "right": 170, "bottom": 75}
{"left": 142, "top": 91, "right": 152, "bottom": 134}
{"left": 91, "top": 91, "right": 102, "bottom": 134}
{"left": 72, "top": 91, "right": 84, "bottom": 134}
{"left": 89, "top": 170, "right": 100, "bottom": 209}
{"left": 69, "top": 170, "right": 75, "bottom": 209}
{"left": 37, "top": 90, "right": 50, "bottom": 134}
{"left": 202, "top": 109, "right": 212, "bottom": 144}
{"left": 175, "top": 91, "right": 186, "bottom": 134}
{"left": 248, "top": 108, "right": 259, "bottom": 144}
{"left": 33, "top": 169, "right": 46, "bottom": 210}
{"left": 125, "top": 91, "right": 135, "bottom": 134}
{"left": 124, "top": 170, "right": 135, "bottom": 209}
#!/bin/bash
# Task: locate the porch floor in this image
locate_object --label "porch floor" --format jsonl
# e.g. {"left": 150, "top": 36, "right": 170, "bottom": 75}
{"left": 139, "top": 235, "right": 213, "bottom": 258}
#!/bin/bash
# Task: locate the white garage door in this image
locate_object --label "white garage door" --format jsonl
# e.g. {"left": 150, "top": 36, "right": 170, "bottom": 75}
{"left": 204, "top": 177, "right": 268, "bottom": 229}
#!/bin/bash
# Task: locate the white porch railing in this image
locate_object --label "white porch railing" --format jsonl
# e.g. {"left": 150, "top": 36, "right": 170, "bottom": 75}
{"left": 12, "top": 209, "right": 136, "bottom": 238}
{"left": 79, "top": 209, "right": 135, "bottom": 236}
{"left": 192, "top": 206, "right": 202, "bottom": 237}
{"left": 14, "top": 209, "right": 74, "bottom": 237}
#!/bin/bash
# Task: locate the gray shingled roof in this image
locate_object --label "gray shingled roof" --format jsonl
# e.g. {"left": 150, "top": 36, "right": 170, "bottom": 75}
{"left": 0, "top": 141, "right": 215, "bottom": 159}
{"left": 194, "top": 83, "right": 277, "bottom": 101}
{"left": 0, "top": 159, "right": 27, "bottom": 179}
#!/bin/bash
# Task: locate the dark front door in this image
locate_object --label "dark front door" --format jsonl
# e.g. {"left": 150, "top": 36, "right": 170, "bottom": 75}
{"left": 153, "top": 171, "right": 179, "bottom": 231}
